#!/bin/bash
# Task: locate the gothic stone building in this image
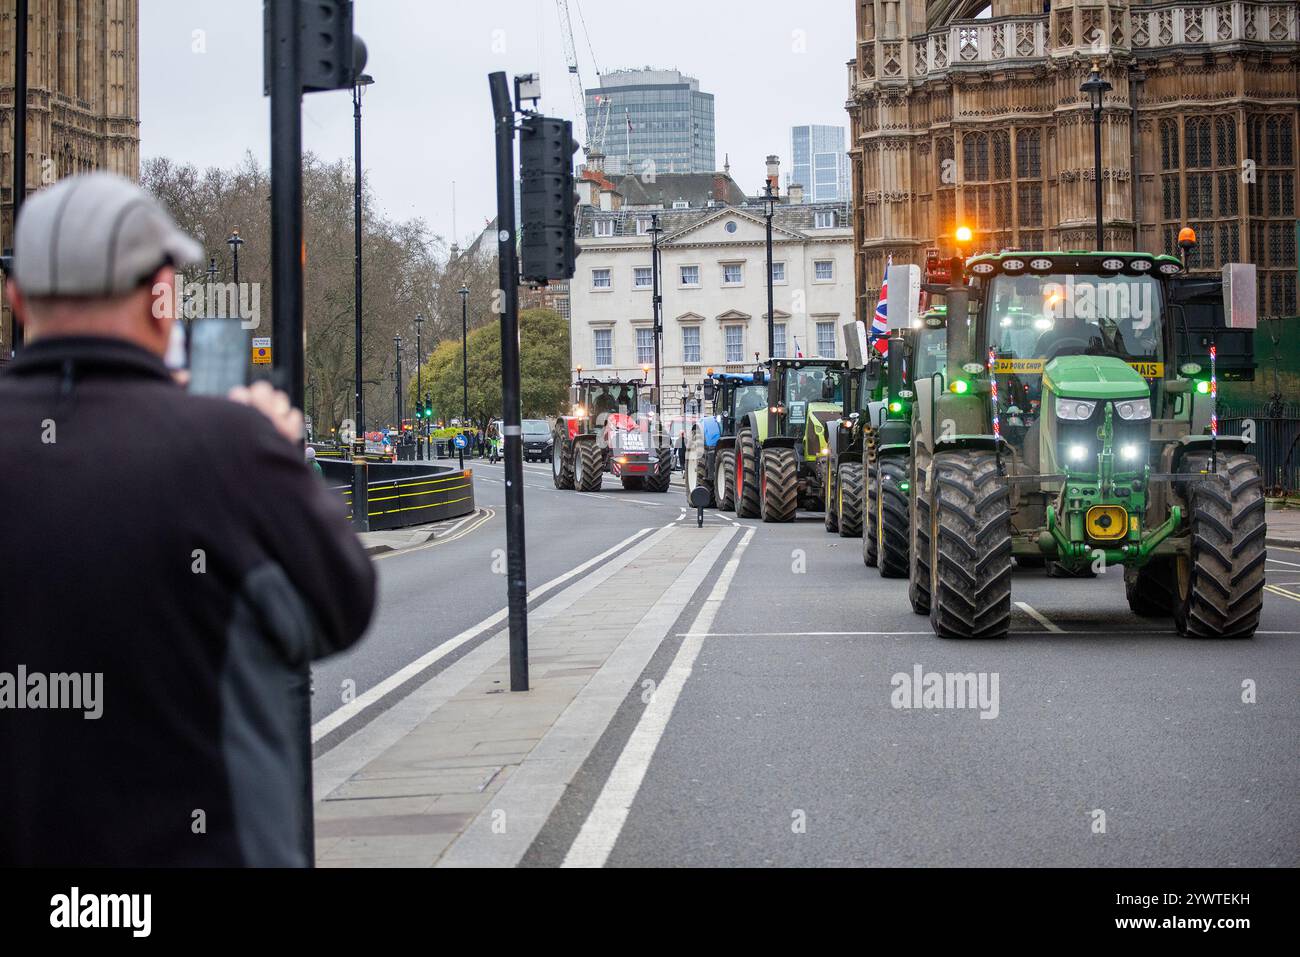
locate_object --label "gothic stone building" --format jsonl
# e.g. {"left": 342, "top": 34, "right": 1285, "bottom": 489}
{"left": 846, "top": 0, "right": 1299, "bottom": 321}
{"left": 1, "top": 0, "right": 140, "bottom": 353}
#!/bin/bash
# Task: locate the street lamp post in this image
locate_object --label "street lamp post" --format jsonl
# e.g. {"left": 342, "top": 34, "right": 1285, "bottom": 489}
{"left": 394, "top": 333, "right": 403, "bottom": 448}
{"left": 459, "top": 282, "right": 470, "bottom": 471}
{"left": 1080, "top": 60, "right": 1112, "bottom": 253}
{"left": 351, "top": 72, "right": 374, "bottom": 529}
{"left": 415, "top": 313, "right": 424, "bottom": 460}
{"left": 205, "top": 257, "right": 218, "bottom": 318}
{"left": 226, "top": 228, "right": 244, "bottom": 287}
{"left": 648, "top": 214, "right": 663, "bottom": 421}
{"left": 763, "top": 181, "right": 777, "bottom": 359}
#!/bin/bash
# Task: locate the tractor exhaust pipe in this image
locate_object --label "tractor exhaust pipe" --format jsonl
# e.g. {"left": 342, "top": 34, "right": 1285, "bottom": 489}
{"left": 944, "top": 285, "right": 973, "bottom": 382}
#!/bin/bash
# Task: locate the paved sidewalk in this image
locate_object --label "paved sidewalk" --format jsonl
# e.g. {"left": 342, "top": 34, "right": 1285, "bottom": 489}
{"left": 313, "top": 522, "right": 735, "bottom": 867}
{"left": 1266, "top": 507, "right": 1300, "bottom": 548}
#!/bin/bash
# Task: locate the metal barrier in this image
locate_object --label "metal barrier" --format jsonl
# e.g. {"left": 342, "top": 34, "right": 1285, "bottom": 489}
{"left": 317, "top": 459, "right": 476, "bottom": 530}
{"left": 1221, "top": 405, "right": 1300, "bottom": 495}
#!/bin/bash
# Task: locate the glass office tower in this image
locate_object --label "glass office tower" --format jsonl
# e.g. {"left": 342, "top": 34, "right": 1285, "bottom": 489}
{"left": 790, "top": 125, "right": 849, "bottom": 203}
{"left": 585, "top": 69, "right": 715, "bottom": 176}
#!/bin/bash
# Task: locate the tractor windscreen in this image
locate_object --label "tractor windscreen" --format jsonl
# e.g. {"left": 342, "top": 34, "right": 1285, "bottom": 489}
{"left": 913, "top": 327, "right": 947, "bottom": 382}
{"left": 731, "top": 384, "right": 767, "bottom": 421}
{"left": 986, "top": 271, "right": 1164, "bottom": 463}
{"left": 588, "top": 383, "right": 640, "bottom": 417}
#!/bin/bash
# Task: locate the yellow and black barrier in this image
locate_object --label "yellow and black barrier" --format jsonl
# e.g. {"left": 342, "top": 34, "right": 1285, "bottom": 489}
{"left": 317, "top": 459, "right": 475, "bottom": 530}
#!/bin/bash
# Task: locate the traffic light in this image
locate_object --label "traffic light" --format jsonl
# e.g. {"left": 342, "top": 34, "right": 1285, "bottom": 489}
{"left": 264, "top": 0, "right": 367, "bottom": 95}
{"left": 519, "top": 115, "right": 579, "bottom": 284}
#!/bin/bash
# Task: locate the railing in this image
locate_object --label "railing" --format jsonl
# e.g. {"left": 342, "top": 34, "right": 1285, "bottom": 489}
{"left": 1221, "top": 404, "right": 1300, "bottom": 494}
{"left": 1131, "top": 2, "right": 1299, "bottom": 49}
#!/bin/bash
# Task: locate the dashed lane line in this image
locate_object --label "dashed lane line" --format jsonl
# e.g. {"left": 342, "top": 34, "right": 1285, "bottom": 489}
{"left": 1014, "top": 600, "right": 1064, "bottom": 634}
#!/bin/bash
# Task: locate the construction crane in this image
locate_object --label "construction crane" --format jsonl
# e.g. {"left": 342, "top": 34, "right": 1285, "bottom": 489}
{"left": 555, "top": 1, "right": 589, "bottom": 152}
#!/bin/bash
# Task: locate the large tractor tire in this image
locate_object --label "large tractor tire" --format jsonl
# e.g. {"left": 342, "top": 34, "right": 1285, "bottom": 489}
{"left": 552, "top": 430, "right": 574, "bottom": 490}
{"left": 645, "top": 447, "right": 673, "bottom": 493}
{"left": 760, "top": 447, "right": 799, "bottom": 523}
{"left": 1174, "top": 452, "right": 1266, "bottom": 638}
{"left": 908, "top": 478, "right": 931, "bottom": 615}
{"left": 928, "top": 450, "right": 1012, "bottom": 639}
{"left": 574, "top": 438, "right": 604, "bottom": 492}
{"left": 1125, "top": 559, "right": 1176, "bottom": 617}
{"left": 877, "top": 456, "right": 909, "bottom": 578}
{"left": 735, "top": 427, "right": 761, "bottom": 519}
{"left": 686, "top": 430, "right": 714, "bottom": 508}
{"left": 837, "top": 462, "right": 864, "bottom": 538}
{"left": 824, "top": 461, "right": 840, "bottom": 533}
{"left": 714, "top": 449, "right": 736, "bottom": 511}
{"left": 863, "top": 461, "right": 879, "bottom": 567}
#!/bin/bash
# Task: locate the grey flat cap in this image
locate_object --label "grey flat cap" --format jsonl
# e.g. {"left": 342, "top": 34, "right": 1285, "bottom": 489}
{"left": 12, "top": 172, "right": 203, "bottom": 298}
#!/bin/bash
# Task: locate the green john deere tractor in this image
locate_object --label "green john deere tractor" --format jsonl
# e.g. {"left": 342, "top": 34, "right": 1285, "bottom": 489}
{"left": 901, "top": 250, "right": 1262, "bottom": 639}
{"left": 733, "top": 358, "right": 848, "bottom": 522}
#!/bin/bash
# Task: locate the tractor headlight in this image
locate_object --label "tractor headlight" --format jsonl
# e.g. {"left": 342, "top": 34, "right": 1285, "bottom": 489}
{"left": 1114, "top": 397, "right": 1152, "bottom": 420}
{"left": 1068, "top": 444, "right": 1089, "bottom": 462}
{"left": 1120, "top": 443, "right": 1141, "bottom": 461}
{"left": 1056, "top": 397, "right": 1097, "bottom": 420}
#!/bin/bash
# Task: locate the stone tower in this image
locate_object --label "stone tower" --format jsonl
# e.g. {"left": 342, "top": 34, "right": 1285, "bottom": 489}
{"left": 847, "top": 0, "right": 1299, "bottom": 320}
{"left": 1, "top": 0, "right": 140, "bottom": 353}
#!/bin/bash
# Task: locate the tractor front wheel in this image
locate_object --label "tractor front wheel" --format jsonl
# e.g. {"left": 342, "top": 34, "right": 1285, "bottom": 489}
{"left": 735, "top": 428, "right": 761, "bottom": 518}
{"left": 928, "top": 450, "right": 1012, "bottom": 639}
{"left": 715, "top": 449, "right": 736, "bottom": 511}
{"left": 574, "top": 438, "right": 604, "bottom": 492}
{"left": 877, "top": 456, "right": 909, "bottom": 578}
{"left": 864, "top": 460, "right": 879, "bottom": 567}
{"left": 686, "top": 430, "right": 713, "bottom": 507}
{"left": 1125, "top": 559, "right": 1176, "bottom": 617}
{"left": 1174, "top": 453, "right": 1266, "bottom": 638}
{"left": 645, "top": 448, "right": 673, "bottom": 493}
{"left": 837, "top": 462, "right": 864, "bottom": 538}
{"left": 552, "top": 430, "right": 574, "bottom": 490}
{"left": 908, "top": 474, "right": 931, "bottom": 615}
{"left": 760, "top": 447, "right": 799, "bottom": 523}
{"left": 824, "top": 461, "right": 840, "bottom": 533}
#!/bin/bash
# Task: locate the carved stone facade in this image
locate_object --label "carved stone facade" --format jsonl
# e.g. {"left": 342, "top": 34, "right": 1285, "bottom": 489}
{"left": 1, "top": 0, "right": 140, "bottom": 352}
{"left": 847, "top": 0, "right": 1300, "bottom": 319}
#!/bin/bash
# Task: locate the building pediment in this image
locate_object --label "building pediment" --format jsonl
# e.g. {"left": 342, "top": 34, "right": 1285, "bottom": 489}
{"left": 716, "top": 309, "right": 752, "bottom": 323}
{"left": 675, "top": 311, "right": 706, "bottom": 323}
{"left": 664, "top": 206, "right": 804, "bottom": 247}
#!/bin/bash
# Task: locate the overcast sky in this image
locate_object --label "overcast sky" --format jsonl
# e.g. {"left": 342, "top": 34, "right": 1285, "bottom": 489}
{"left": 140, "top": 0, "right": 855, "bottom": 254}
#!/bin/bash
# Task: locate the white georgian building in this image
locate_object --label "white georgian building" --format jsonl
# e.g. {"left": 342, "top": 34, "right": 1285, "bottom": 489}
{"left": 569, "top": 177, "right": 855, "bottom": 415}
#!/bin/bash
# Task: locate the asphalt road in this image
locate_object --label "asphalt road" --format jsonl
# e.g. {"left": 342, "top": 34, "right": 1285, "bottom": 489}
{"left": 313, "top": 461, "right": 1300, "bottom": 866}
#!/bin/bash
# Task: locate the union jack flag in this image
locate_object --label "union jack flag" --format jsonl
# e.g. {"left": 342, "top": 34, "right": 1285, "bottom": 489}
{"left": 871, "top": 255, "right": 892, "bottom": 355}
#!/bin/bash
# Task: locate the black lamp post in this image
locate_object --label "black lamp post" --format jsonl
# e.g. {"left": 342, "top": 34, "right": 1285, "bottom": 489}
{"left": 648, "top": 214, "right": 663, "bottom": 420}
{"left": 204, "top": 257, "right": 218, "bottom": 318}
{"left": 415, "top": 313, "right": 425, "bottom": 460}
{"left": 762, "top": 181, "right": 777, "bottom": 359}
{"left": 459, "top": 282, "right": 470, "bottom": 471}
{"left": 1080, "top": 59, "right": 1112, "bottom": 252}
{"left": 394, "top": 333, "right": 403, "bottom": 443}
{"left": 351, "top": 72, "right": 374, "bottom": 528}
{"left": 226, "top": 228, "right": 244, "bottom": 286}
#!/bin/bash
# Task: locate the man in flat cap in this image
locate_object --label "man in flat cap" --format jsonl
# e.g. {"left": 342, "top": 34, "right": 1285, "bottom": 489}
{"left": 0, "top": 172, "right": 376, "bottom": 866}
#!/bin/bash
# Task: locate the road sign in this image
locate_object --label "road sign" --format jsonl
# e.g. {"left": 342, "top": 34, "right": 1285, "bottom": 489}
{"left": 453, "top": 433, "right": 469, "bottom": 450}
{"left": 252, "top": 337, "right": 272, "bottom": 365}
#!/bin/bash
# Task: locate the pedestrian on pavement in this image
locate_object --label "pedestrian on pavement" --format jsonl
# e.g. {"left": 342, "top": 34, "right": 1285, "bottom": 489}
{"left": 0, "top": 172, "right": 376, "bottom": 867}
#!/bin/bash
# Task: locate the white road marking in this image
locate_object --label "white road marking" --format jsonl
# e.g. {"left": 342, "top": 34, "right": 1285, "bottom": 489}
{"left": 310, "top": 525, "right": 656, "bottom": 743}
{"left": 1014, "top": 600, "right": 1064, "bottom": 633}
{"left": 563, "top": 526, "right": 756, "bottom": 868}
{"left": 372, "top": 507, "right": 494, "bottom": 561}
{"left": 1265, "top": 557, "right": 1300, "bottom": 568}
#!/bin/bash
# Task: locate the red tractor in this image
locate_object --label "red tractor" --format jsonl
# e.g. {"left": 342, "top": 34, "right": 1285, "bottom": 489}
{"left": 551, "top": 376, "right": 672, "bottom": 493}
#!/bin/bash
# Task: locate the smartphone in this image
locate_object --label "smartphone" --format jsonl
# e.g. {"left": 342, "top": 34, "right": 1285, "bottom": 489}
{"left": 187, "top": 320, "right": 250, "bottom": 396}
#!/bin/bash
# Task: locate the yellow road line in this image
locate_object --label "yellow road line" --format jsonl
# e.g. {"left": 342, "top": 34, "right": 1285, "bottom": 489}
{"left": 1265, "top": 583, "right": 1300, "bottom": 603}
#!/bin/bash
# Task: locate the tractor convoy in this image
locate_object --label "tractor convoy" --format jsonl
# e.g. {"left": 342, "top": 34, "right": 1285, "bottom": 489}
{"left": 671, "top": 236, "right": 1264, "bottom": 642}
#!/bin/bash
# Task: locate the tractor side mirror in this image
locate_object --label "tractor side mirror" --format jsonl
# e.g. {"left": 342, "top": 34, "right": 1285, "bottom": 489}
{"left": 1222, "top": 263, "right": 1257, "bottom": 329}
{"left": 821, "top": 377, "right": 836, "bottom": 400}
{"left": 753, "top": 368, "right": 767, "bottom": 386}
{"left": 702, "top": 380, "right": 716, "bottom": 402}
{"left": 569, "top": 385, "right": 580, "bottom": 406}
